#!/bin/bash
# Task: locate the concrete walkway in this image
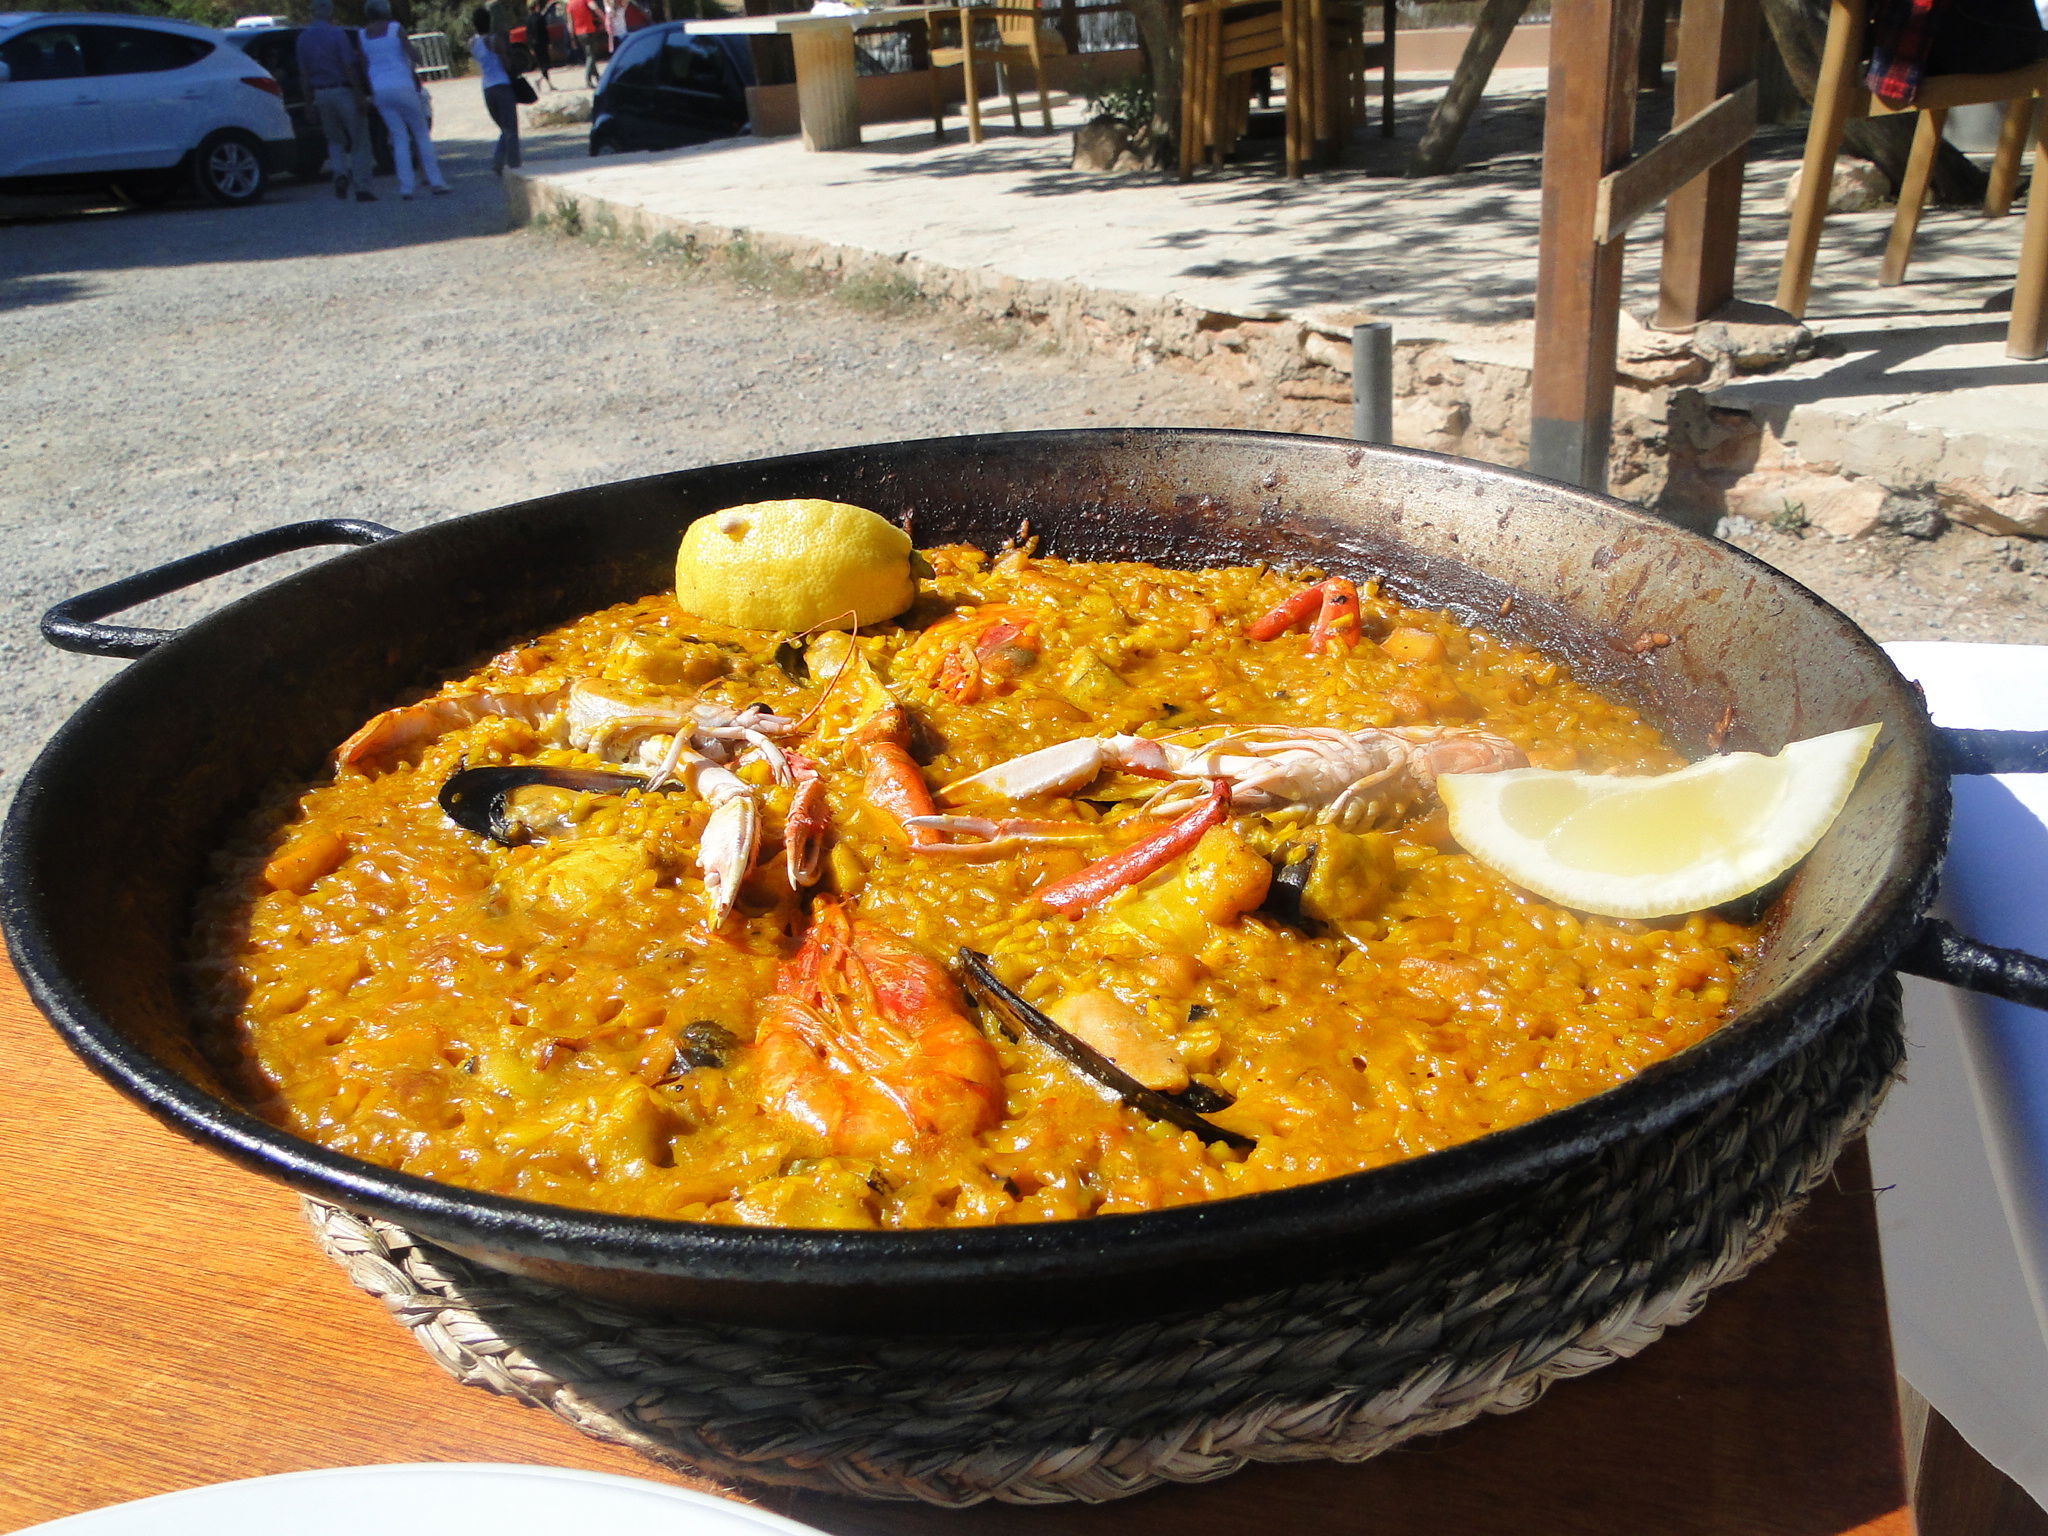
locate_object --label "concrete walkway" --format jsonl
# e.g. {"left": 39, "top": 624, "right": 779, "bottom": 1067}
{"left": 511, "top": 68, "right": 2048, "bottom": 537}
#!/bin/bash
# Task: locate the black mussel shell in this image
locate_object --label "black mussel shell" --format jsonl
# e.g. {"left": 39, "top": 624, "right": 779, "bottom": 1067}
{"left": 957, "top": 949, "right": 1255, "bottom": 1151}
{"left": 1173, "top": 1081, "right": 1237, "bottom": 1114}
{"left": 439, "top": 764, "right": 658, "bottom": 845}
{"left": 772, "top": 640, "right": 810, "bottom": 681}
{"left": 1261, "top": 841, "right": 1321, "bottom": 932}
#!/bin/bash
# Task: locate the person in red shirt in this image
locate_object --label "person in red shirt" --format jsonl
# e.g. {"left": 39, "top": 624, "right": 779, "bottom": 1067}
{"left": 567, "top": 0, "right": 607, "bottom": 87}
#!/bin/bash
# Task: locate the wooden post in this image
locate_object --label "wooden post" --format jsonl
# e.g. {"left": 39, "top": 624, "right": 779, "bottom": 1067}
{"left": 1528, "top": 0, "right": 1640, "bottom": 489}
{"left": 1656, "top": 0, "right": 1758, "bottom": 326}
{"left": 1407, "top": 0, "right": 1533, "bottom": 176}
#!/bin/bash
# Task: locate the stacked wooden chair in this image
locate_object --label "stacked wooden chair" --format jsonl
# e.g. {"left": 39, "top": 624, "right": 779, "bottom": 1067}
{"left": 1776, "top": 0, "right": 2048, "bottom": 358}
{"left": 1311, "top": 0, "right": 1396, "bottom": 148}
{"left": 1179, "top": 0, "right": 1395, "bottom": 181}
{"left": 1180, "top": 0, "right": 1305, "bottom": 177}
{"left": 929, "top": 0, "right": 1057, "bottom": 144}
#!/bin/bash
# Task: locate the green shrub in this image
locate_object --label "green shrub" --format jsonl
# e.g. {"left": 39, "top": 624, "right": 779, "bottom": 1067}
{"left": 836, "top": 267, "right": 924, "bottom": 316}
{"left": 1770, "top": 500, "right": 1810, "bottom": 535}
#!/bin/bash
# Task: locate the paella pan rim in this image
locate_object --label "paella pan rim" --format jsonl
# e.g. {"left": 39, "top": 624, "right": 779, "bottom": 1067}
{"left": 0, "top": 427, "right": 1944, "bottom": 1293}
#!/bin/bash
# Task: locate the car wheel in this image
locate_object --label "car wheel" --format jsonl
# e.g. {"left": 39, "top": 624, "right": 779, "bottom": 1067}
{"left": 590, "top": 126, "right": 619, "bottom": 155}
{"left": 192, "top": 130, "right": 267, "bottom": 207}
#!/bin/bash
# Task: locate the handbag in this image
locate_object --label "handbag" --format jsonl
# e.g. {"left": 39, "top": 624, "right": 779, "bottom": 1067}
{"left": 512, "top": 73, "right": 538, "bottom": 104}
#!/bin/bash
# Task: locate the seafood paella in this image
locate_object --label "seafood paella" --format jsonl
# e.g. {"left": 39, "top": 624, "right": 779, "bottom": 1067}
{"left": 195, "top": 501, "right": 1771, "bottom": 1231}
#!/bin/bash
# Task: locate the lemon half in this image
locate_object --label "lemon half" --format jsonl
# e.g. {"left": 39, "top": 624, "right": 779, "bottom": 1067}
{"left": 1438, "top": 723, "right": 1881, "bottom": 918}
{"left": 674, "top": 498, "right": 914, "bottom": 632}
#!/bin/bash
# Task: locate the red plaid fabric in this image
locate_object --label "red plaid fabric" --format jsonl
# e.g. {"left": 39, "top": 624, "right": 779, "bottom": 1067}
{"left": 1865, "top": 0, "right": 1946, "bottom": 105}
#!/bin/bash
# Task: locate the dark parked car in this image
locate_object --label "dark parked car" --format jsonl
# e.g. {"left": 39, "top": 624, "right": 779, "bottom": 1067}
{"left": 589, "top": 23, "right": 751, "bottom": 155}
{"left": 222, "top": 23, "right": 393, "bottom": 180}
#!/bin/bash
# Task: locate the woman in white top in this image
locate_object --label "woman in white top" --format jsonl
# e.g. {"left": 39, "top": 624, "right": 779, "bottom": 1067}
{"left": 361, "top": 0, "right": 448, "bottom": 197}
{"left": 469, "top": 6, "right": 521, "bottom": 174}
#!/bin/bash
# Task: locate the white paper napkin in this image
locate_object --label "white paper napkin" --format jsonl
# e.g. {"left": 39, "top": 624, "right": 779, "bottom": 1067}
{"left": 1867, "top": 642, "right": 2048, "bottom": 1503}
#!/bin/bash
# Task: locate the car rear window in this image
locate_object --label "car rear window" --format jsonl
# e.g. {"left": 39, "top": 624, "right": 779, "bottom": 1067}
{"left": 91, "top": 25, "right": 213, "bottom": 75}
{"left": 661, "top": 36, "right": 725, "bottom": 91}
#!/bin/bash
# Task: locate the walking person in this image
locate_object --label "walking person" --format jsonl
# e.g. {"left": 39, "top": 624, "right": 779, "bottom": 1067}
{"left": 471, "top": 6, "right": 522, "bottom": 176}
{"left": 526, "top": 0, "right": 556, "bottom": 90}
{"left": 361, "top": 0, "right": 449, "bottom": 197}
{"left": 295, "top": 0, "right": 375, "bottom": 201}
{"left": 567, "top": 0, "right": 607, "bottom": 88}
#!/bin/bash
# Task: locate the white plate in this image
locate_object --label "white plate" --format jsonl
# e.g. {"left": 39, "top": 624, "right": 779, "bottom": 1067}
{"left": 18, "top": 1464, "right": 832, "bottom": 1536}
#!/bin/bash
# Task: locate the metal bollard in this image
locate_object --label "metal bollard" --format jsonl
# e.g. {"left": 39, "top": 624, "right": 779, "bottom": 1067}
{"left": 1351, "top": 322, "right": 1393, "bottom": 445}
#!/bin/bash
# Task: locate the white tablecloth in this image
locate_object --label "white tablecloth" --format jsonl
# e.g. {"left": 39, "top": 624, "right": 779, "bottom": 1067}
{"left": 1867, "top": 643, "right": 2048, "bottom": 1503}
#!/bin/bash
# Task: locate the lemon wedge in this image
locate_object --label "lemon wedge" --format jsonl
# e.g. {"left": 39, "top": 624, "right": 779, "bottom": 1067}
{"left": 674, "top": 498, "right": 915, "bottom": 632}
{"left": 1438, "top": 723, "right": 1881, "bottom": 918}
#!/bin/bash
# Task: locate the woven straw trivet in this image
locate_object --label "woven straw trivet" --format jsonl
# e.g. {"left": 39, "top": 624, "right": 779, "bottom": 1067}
{"left": 309, "top": 977, "right": 1902, "bottom": 1507}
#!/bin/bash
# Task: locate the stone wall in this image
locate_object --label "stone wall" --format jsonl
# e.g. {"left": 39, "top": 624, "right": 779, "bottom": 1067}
{"left": 512, "top": 174, "right": 2046, "bottom": 540}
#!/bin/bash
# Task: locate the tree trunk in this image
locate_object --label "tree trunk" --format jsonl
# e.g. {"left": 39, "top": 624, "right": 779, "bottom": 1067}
{"left": 1758, "top": 0, "right": 1989, "bottom": 204}
{"left": 1124, "top": 0, "right": 1181, "bottom": 164}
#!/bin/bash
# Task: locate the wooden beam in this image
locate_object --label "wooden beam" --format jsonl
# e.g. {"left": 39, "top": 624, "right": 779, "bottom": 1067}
{"left": 1658, "top": 0, "right": 1758, "bottom": 326}
{"left": 1595, "top": 80, "right": 1756, "bottom": 243}
{"left": 1528, "top": 0, "right": 1640, "bottom": 490}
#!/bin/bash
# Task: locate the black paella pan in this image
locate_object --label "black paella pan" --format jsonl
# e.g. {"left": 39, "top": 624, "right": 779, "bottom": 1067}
{"left": 8, "top": 428, "right": 2047, "bottom": 1333}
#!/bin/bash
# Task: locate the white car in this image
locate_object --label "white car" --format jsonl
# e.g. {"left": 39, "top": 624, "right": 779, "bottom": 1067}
{"left": 0, "top": 11, "right": 296, "bottom": 206}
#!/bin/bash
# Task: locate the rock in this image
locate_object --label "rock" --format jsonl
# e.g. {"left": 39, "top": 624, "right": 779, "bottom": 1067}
{"left": 1393, "top": 395, "right": 1468, "bottom": 453}
{"left": 1804, "top": 476, "right": 1890, "bottom": 539}
{"left": 1785, "top": 158, "right": 1889, "bottom": 215}
{"left": 1692, "top": 300, "right": 1815, "bottom": 374}
{"left": 1615, "top": 311, "right": 1709, "bottom": 387}
{"left": 1072, "top": 119, "right": 1146, "bottom": 175}
{"left": 1718, "top": 463, "right": 1887, "bottom": 539}
{"left": 1277, "top": 376, "right": 1351, "bottom": 401}
{"left": 1618, "top": 351, "right": 1710, "bottom": 387}
{"left": 1882, "top": 491, "right": 1947, "bottom": 540}
{"left": 1939, "top": 480, "right": 2048, "bottom": 537}
{"left": 1303, "top": 331, "right": 1353, "bottom": 375}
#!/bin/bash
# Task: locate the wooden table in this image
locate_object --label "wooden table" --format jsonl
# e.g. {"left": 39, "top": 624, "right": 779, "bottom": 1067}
{"left": 0, "top": 952, "right": 1915, "bottom": 1536}
{"left": 684, "top": 7, "right": 941, "bottom": 150}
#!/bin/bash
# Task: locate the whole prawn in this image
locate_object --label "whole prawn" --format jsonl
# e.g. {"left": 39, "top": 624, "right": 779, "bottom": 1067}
{"left": 755, "top": 900, "right": 1002, "bottom": 1160}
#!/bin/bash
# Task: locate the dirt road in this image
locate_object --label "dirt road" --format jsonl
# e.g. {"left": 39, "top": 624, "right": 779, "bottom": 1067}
{"left": 0, "top": 79, "right": 1243, "bottom": 798}
{"left": 2, "top": 78, "right": 2040, "bottom": 799}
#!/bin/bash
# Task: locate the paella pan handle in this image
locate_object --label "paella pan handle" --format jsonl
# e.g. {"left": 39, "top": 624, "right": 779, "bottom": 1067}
{"left": 41, "top": 520, "right": 400, "bottom": 660}
{"left": 1938, "top": 729, "right": 2048, "bottom": 777}
{"left": 1898, "top": 921, "right": 2048, "bottom": 1012}
{"left": 1891, "top": 725, "right": 2048, "bottom": 1011}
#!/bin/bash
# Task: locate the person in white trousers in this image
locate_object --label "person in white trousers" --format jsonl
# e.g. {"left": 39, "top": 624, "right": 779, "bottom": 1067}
{"left": 360, "top": 0, "right": 449, "bottom": 198}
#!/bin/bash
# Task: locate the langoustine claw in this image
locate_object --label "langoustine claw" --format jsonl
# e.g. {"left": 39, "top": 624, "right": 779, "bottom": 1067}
{"left": 1247, "top": 577, "right": 1363, "bottom": 655}
{"left": 336, "top": 687, "right": 568, "bottom": 772}
{"left": 784, "top": 751, "right": 829, "bottom": 889}
{"left": 949, "top": 724, "right": 1526, "bottom": 832}
{"left": 1031, "top": 779, "right": 1230, "bottom": 918}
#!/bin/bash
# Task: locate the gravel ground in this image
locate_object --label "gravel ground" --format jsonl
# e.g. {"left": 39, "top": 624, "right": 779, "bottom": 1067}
{"left": 2, "top": 80, "right": 2042, "bottom": 802}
